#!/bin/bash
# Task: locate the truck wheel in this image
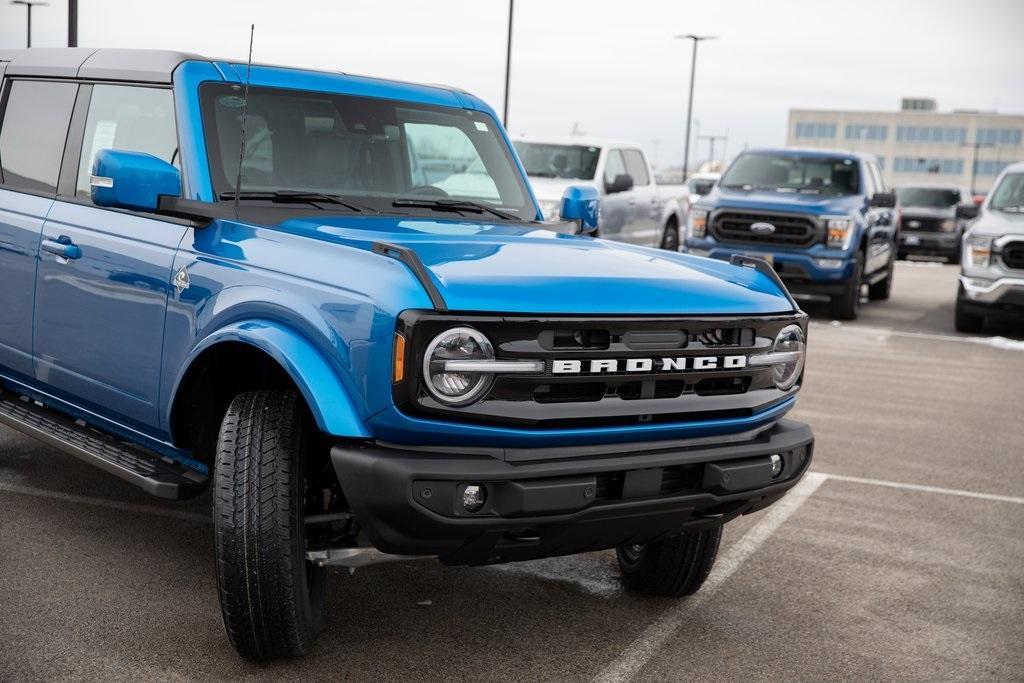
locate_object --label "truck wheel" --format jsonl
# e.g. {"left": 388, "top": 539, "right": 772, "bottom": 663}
{"left": 660, "top": 219, "right": 680, "bottom": 251}
{"left": 948, "top": 246, "right": 962, "bottom": 266}
{"left": 214, "top": 390, "right": 326, "bottom": 661}
{"left": 955, "top": 290, "right": 984, "bottom": 333}
{"left": 616, "top": 525, "right": 722, "bottom": 597}
{"left": 868, "top": 259, "right": 894, "bottom": 301}
{"left": 830, "top": 253, "right": 863, "bottom": 320}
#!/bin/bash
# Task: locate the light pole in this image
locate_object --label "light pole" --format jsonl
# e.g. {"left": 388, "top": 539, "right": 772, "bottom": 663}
{"left": 11, "top": 0, "right": 48, "bottom": 48}
{"left": 68, "top": 0, "right": 77, "bottom": 47}
{"left": 502, "top": 0, "right": 514, "bottom": 129}
{"left": 962, "top": 140, "right": 995, "bottom": 196}
{"left": 674, "top": 33, "right": 716, "bottom": 181}
{"left": 697, "top": 133, "right": 726, "bottom": 170}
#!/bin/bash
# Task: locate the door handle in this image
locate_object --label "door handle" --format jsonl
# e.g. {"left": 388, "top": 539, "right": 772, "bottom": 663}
{"left": 41, "top": 236, "right": 82, "bottom": 261}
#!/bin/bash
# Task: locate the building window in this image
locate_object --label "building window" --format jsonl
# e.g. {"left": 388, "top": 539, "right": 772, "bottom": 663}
{"left": 795, "top": 122, "right": 836, "bottom": 139}
{"left": 976, "top": 128, "right": 1022, "bottom": 146}
{"left": 974, "top": 160, "right": 1012, "bottom": 176}
{"left": 845, "top": 124, "right": 887, "bottom": 141}
{"left": 895, "top": 126, "right": 967, "bottom": 144}
{"left": 893, "top": 157, "right": 964, "bottom": 175}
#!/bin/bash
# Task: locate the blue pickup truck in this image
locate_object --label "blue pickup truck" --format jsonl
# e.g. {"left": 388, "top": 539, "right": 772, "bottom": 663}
{"left": 0, "top": 49, "right": 814, "bottom": 661}
{"left": 684, "top": 148, "right": 899, "bottom": 319}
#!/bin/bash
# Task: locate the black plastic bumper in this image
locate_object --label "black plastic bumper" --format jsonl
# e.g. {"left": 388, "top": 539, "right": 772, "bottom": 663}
{"left": 331, "top": 419, "right": 814, "bottom": 566}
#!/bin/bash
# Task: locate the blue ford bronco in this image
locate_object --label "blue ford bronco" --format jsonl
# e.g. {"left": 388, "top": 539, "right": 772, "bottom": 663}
{"left": 684, "top": 148, "right": 899, "bottom": 319}
{"left": 0, "top": 49, "right": 813, "bottom": 660}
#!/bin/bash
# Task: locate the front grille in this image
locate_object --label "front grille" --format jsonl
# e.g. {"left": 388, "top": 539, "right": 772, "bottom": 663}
{"left": 901, "top": 216, "right": 945, "bottom": 232}
{"left": 711, "top": 211, "right": 819, "bottom": 247}
{"left": 396, "top": 312, "right": 806, "bottom": 429}
{"left": 1002, "top": 241, "right": 1024, "bottom": 270}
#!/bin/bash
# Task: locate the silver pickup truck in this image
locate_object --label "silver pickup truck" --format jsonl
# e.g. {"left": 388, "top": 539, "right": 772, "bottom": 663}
{"left": 514, "top": 136, "right": 688, "bottom": 250}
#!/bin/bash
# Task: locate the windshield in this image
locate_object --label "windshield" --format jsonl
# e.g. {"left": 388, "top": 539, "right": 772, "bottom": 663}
{"left": 897, "top": 187, "right": 962, "bottom": 208}
{"left": 200, "top": 83, "right": 534, "bottom": 220}
{"left": 512, "top": 142, "right": 600, "bottom": 180}
{"left": 720, "top": 152, "right": 860, "bottom": 195}
{"left": 989, "top": 173, "right": 1024, "bottom": 212}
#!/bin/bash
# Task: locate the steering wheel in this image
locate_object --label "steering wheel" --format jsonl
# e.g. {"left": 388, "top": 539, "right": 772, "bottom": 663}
{"left": 408, "top": 185, "right": 450, "bottom": 198}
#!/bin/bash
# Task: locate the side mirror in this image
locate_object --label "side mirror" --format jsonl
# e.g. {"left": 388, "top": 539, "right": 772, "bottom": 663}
{"left": 559, "top": 185, "right": 600, "bottom": 235}
{"left": 869, "top": 191, "right": 897, "bottom": 208}
{"left": 91, "top": 149, "right": 181, "bottom": 213}
{"left": 692, "top": 179, "right": 715, "bottom": 196}
{"left": 604, "top": 173, "right": 634, "bottom": 194}
{"left": 955, "top": 203, "right": 980, "bottom": 220}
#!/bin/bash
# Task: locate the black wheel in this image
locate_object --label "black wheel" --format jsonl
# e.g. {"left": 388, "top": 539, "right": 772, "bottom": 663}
{"left": 830, "top": 252, "right": 864, "bottom": 320}
{"left": 948, "top": 246, "right": 962, "bottom": 266}
{"left": 616, "top": 525, "right": 722, "bottom": 597}
{"left": 214, "top": 390, "right": 327, "bottom": 661}
{"left": 955, "top": 290, "right": 984, "bottom": 333}
{"left": 660, "top": 219, "right": 680, "bottom": 251}
{"left": 868, "top": 259, "right": 894, "bottom": 301}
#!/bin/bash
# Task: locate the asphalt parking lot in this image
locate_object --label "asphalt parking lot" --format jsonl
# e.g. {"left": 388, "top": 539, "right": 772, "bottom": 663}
{"left": 1, "top": 261, "right": 1022, "bottom": 681}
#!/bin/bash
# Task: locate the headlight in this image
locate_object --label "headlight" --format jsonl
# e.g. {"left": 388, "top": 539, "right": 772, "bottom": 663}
{"left": 423, "top": 328, "right": 496, "bottom": 405}
{"left": 822, "top": 216, "right": 854, "bottom": 249}
{"left": 688, "top": 208, "right": 708, "bottom": 239}
{"left": 964, "top": 236, "right": 992, "bottom": 268}
{"left": 940, "top": 219, "right": 956, "bottom": 233}
{"left": 750, "top": 324, "right": 806, "bottom": 391}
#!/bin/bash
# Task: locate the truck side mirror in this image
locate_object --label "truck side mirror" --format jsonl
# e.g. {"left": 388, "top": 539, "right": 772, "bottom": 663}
{"left": 604, "top": 173, "right": 634, "bottom": 194}
{"left": 955, "top": 203, "right": 980, "bottom": 220}
{"left": 91, "top": 149, "right": 182, "bottom": 213}
{"left": 869, "top": 191, "right": 896, "bottom": 208}
{"left": 692, "top": 179, "right": 715, "bottom": 196}
{"left": 559, "top": 185, "right": 600, "bottom": 235}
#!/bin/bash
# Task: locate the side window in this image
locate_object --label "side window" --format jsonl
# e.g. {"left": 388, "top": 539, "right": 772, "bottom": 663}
{"left": 622, "top": 149, "right": 650, "bottom": 186}
{"left": 0, "top": 80, "right": 78, "bottom": 194}
{"left": 603, "top": 149, "right": 627, "bottom": 186}
{"left": 75, "top": 84, "right": 178, "bottom": 198}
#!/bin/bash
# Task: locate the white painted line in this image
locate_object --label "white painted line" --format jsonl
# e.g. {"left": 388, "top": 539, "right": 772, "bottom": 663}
{"left": 822, "top": 473, "right": 1024, "bottom": 505}
{"left": 809, "top": 321, "right": 1024, "bottom": 351}
{"left": 593, "top": 472, "right": 827, "bottom": 683}
{"left": 0, "top": 482, "right": 210, "bottom": 523}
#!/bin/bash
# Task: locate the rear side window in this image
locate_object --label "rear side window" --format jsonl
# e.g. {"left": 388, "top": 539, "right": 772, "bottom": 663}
{"left": 622, "top": 149, "right": 650, "bottom": 186}
{"left": 0, "top": 80, "right": 78, "bottom": 194}
{"left": 75, "top": 84, "right": 178, "bottom": 198}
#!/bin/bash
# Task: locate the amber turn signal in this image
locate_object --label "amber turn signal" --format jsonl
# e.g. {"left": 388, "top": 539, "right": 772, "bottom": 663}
{"left": 393, "top": 333, "right": 406, "bottom": 383}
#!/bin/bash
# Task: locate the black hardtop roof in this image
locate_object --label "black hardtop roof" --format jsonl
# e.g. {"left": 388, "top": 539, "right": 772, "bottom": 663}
{"left": 0, "top": 48, "right": 204, "bottom": 84}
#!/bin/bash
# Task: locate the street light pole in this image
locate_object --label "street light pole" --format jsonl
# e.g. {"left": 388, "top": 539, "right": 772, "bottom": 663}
{"left": 502, "top": 0, "right": 514, "bottom": 129}
{"left": 674, "top": 33, "right": 716, "bottom": 181}
{"left": 11, "top": 0, "right": 49, "bottom": 48}
{"left": 68, "top": 0, "right": 77, "bottom": 47}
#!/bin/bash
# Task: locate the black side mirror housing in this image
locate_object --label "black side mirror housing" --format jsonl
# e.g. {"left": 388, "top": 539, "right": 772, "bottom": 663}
{"left": 692, "top": 179, "right": 715, "bottom": 196}
{"left": 605, "top": 173, "right": 634, "bottom": 194}
{"left": 870, "top": 191, "right": 897, "bottom": 208}
{"left": 955, "top": 203, "right": 980, "bottom": 220}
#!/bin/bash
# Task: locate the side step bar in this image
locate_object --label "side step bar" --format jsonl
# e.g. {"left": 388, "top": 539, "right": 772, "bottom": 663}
{"left": 0, "top": 390, "right": 208, "bottom": 500}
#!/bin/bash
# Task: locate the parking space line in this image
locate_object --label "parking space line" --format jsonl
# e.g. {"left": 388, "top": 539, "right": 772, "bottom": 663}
{"left": 821, "top": 473, "right": 1024, "bottom": 505}
{"left": 0, "top": 482, "right": 210, "bottom": 523}
{"left": 809, "top": 322, "right": 1024, "bottom": 351}
{"left": 592, "top": 472, "right": 828, "bottom": 683}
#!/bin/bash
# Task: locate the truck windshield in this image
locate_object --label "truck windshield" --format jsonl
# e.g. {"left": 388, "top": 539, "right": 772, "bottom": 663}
{"left": 897, "top": 187, "right": 961, "bottom": 208}
{"left": 720, "top": 152, "right": 860, "bottom": 195}
{"left": 512, "top": 142, "right": 600, "bottom": 180}
{"left": 199, "top": 83, "right": 535, "bottom": 220}
{"left": 988, "top": 173, "right": 1024, "bottom": 212}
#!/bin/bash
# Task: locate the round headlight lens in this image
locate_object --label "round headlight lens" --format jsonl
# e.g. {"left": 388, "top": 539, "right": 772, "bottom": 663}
{"left": 772, "top": 324, "right": 806, "bottom": 390}
{"left": 422, "top": 327, "right": 495, "bottom": 405}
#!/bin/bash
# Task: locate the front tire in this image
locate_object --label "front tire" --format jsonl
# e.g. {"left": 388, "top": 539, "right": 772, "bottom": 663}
{"left": 214, "top": 390, "right": 326, "bottom": 661}
{"left": 868, "top": 258, "right": 894, "bottom": 301}
{"left": 955, "top": 290, "right": 984, "bottom": 333}
{"left": 830, "top": 252, "right": 864, "bottom": 320}
{"left": 616, "top": 525, "right": 722, "bottom": 597}
{"left": 660, "top": 219, "right": 680, "bottom": 251}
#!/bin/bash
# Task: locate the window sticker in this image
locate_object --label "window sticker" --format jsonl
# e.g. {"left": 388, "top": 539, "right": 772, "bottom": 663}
{"left": 474, "top": 121, "right": 489, "bottom": 132}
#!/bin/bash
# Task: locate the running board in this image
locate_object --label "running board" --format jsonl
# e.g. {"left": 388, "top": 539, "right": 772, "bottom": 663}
{"left": 0, "top": 390, "right": 208, "bottom": 500}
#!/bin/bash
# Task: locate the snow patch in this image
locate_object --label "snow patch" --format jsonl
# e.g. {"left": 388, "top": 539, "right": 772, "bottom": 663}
{"left": 485, "top": 553, "right": 623, "bottom": 599}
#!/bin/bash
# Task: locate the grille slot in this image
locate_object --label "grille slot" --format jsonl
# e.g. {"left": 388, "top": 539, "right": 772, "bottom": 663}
{"left": 1002, "top": 241, "right": 1024, "bottom": 270}
{"left": 711, "top": 211, "right": 819, "bottom": 247}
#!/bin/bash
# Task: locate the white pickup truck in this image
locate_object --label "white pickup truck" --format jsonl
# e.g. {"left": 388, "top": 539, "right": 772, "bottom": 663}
{"left": 513, "top": 136, "right": 689, "bottom": 250}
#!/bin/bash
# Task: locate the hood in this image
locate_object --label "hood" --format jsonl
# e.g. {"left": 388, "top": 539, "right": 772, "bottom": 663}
{"left": 528, "top": 176, "right": 599, "bottom": 201}
{"left": 968, "top": 209, "right": 1024, "bottom": 238}
{"left": 272, "top": 215, "right": 794, "bottom": 315}
{"left": 900, "top": 206, "right": 954, "bottom": 219}
{"left": 704, "top": 187, "right": 865, "bottom": 216}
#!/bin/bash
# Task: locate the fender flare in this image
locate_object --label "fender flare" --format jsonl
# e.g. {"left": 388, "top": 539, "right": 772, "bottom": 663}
{"left": 169, "top": 319, "right": 371, "bottom": 438}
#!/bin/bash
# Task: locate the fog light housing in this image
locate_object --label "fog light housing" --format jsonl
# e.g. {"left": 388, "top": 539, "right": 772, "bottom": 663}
{"left": 814, "top": 258, "right": 845, "bottom": 269}
{"left": 770, "top": 454, "right": 783, "bottom": 478}
{"left": 462, "top": 484, "right": 487, "bottom": 512}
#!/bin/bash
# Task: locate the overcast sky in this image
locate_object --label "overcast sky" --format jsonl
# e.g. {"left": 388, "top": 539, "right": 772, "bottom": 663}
{"left": 3, "top": 0, "right": 1022, "bottom": 169}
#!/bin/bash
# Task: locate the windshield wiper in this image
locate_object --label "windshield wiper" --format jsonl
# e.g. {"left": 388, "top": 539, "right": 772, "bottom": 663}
{"left": 219, "top": 190, "right": 370, "bottom": 213}
{"left": 391, "top": 198, "right": 520, "bottom": 221}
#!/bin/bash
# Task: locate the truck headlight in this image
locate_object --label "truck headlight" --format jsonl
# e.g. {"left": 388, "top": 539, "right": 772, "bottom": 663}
{"left": 688, "top": 208, "right": 708, "bottom": 239}
{"left": 965, "top": 236, "right": 992, "bottom": 268}
{"left": 822, "top": 216, "right": 854, "bottom": 249}
{"left": 423, "top": 328, "right": 496, "bottom": 405}
{"left": 940, "top": 219, "right": 956, "bottom": 232}
{"left": 750, "top": 324, "right": 806, "bottom": 391}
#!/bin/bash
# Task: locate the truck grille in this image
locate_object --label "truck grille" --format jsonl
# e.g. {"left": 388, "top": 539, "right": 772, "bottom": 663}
{"left": 901, "top": 216, "right": 945, "bottom": 232}
{"left": 711, "top": 211, "right": 819, "bottom": 247}
{"left": 395, "top": 312, "right": 805, "bottom": 428}
{"left": 1002, "top": 241, "right": 1024, "bottom": 270}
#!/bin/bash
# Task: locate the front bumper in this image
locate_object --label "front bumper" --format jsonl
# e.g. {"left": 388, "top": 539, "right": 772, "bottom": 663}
{"left": 959, "top": 275, "right": 1024, "bottom": 316}
{"left": 684, "top": 240, "right": 856, "bottom": 296}
{"left": 331, "top": 419, "right": 814, "bottom": 566}
{"left": 899, "top": 232, "right": 960, "bottom": 257}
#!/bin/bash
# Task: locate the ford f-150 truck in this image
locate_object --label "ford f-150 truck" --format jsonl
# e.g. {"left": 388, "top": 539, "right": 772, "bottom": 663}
{"left": 0, "top": 49, "right": 813, "bottom": 661}
{"left": 896, "top": 184, "right": 974, "bottom": 263}
{"left": 513, "top": 136, "right": 688, "bottom": 250}
{"left": 684, "top": 148, "right": 899, "bottom": 319}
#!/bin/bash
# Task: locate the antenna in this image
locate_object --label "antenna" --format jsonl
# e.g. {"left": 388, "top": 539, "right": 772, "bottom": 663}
{"left": 232, "top": 24, "right": 255, "bottom": 219}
